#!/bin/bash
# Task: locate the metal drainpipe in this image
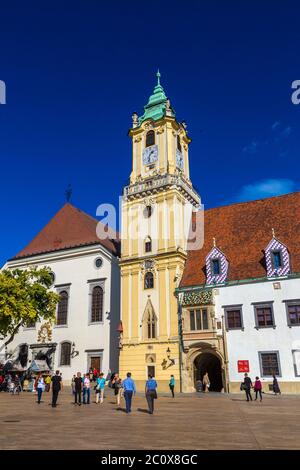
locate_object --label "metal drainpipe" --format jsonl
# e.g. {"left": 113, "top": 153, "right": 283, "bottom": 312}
{"left": 178, "top": 293, "right": 184, "bottom": 394}
{"left": 221, "top": 315, "right": 230, "bottom": 393}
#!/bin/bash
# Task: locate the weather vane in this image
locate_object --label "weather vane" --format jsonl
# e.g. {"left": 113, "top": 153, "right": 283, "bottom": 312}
{"left": 65, "top": 184, "right": 72, "bottom": 202}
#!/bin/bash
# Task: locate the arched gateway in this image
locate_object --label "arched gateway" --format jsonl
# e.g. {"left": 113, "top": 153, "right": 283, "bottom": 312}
{"left": 194, "top": 352, "right": 223, "bottom": 392}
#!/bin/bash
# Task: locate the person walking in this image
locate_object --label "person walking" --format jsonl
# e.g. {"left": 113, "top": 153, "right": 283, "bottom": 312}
{"left": 44, "top": 374, "right": 51, "bottom": 392}
{"left": 36, "top": 373, "right": 45, "bottom": 404}
{"left": 122, "top": 372, "right": 136, "bottom": 413}
{"left": 145, "top": 374, "right": 157, "bottom": 415}
{"left": 83, "top": 373, "right": 91, "bottom": 404}
{"left": 115, "top": 377, "right": 123, "bottom": 406}
{"left": 243, "top": 373, "right": 253, "bottom": 401}
{"left": 202, "top": 372, "right": 210, "bottom": 392}
{"left": 95, "top": 373, "right": 106, "bottom": 404}
{"left": 169, "top": 375, "right": 175, "bottom": 398}
{"left": 254, "top": 376, "right": 263, "bottom": 402}
{"left": 74, "top": 372, "right": 83, "bottom": 406}
{"left": 272, "top": 374, "right": 281, "bottom": 395}
{"left": 71, "top": 374, "right": 76, "bottom": 396}
{"left": 51, "top": 370, "right": 63, "bottom": 408}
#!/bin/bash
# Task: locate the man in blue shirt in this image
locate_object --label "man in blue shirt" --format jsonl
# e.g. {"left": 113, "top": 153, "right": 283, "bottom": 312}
{"left": 122, "top": 372, "right": 136, "bottom": 413}
{"left": 145, "top": 374, "right": 157, "bottom": 414}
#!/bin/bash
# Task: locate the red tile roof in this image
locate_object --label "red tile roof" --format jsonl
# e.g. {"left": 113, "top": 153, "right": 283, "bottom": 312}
{"left": 13, "top": 203, "right": 120, "bottom": 259}
{"left": 180, "top": 192, "right": 300, "bottom": 287}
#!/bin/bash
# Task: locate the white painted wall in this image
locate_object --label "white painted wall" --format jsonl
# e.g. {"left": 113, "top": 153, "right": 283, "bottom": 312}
{"left": 2, "top": 244, "right": 120, "bottom": 383}
{"left": 214, "top": 278, "right": 300, "bottom": 385}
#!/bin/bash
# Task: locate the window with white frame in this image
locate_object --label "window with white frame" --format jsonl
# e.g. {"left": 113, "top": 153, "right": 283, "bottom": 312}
{"left": 259, "top": 351, "right": 281, "bottom": 377}
{"left": 224, "top": 305, "right": 243, "bottom": 330}
{"left": 285, "top": 301, "right": 300, "bottom": 326}
{"left": 292, "top": 350, "right": 300, "bottom": 377}
{"left": 60, "top": 341, "right": 71, "bottom": 366}
{"left": 88, "top": 280, "right": 105, "bottom": 324}
{"left": 57, "top": 290, "right": 69, "bottom": 326}
{"left": 253, "top": 303, "right": 275, "bottom": 328}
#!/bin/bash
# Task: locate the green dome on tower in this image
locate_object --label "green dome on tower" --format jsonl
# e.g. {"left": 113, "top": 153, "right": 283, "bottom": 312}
{"left": 139, "top": 70, "right": 175, "bottom": 125}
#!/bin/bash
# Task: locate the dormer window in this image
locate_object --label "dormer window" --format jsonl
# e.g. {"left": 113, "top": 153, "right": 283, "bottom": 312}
{"left": 265, "top": 235, "right": 290, "bottom": 277}
{"left": 212, "top": 259, "right": 220, "bottom": 275}
{"left": 205, "top": 245, "right": 228, "bottom": 285}
{"left": 146, "top": 130, "right": 155, "bottom": 147}
{"left": 272, "top": 251, "right": 282, "bottom": 269}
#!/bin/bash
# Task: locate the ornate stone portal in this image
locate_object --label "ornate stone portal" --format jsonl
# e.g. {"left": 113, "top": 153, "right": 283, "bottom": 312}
{"left": 180, "top": 288, "right": 227, "bottom": 393}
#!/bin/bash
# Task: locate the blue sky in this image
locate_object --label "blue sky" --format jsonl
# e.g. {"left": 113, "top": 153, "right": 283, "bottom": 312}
{"left": 0, "top": 1, "right": 299, "bottom": 266}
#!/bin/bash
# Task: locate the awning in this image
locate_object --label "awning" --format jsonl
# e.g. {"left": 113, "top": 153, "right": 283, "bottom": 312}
{"left": 30, "top": 360, "right": 50, "bottom": 372}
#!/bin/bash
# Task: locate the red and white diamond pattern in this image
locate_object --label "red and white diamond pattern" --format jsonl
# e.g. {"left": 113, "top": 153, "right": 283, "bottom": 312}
{"left": 265, "top": 237, "right": 290, "bottom": 277}
{"left": 206, "top": 247, "right": 228, "bottom": 285}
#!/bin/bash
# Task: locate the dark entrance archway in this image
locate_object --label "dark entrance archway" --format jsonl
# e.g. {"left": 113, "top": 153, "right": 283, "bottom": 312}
{"left": 194, "top": 352, "right": 223, "bottom": 392}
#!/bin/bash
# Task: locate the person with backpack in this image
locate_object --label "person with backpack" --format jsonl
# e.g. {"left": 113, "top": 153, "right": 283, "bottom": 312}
{"left": 169, "top": 375, "right": 175, "bottom": 398}
{"left": 243, "top": 373, "right": 253, "bottom": 402}
{"left": 254, "top": 376, "right": 263, "bottom": 402}
{"left": 145, "top": 374, "right": 158, "bottom": 414}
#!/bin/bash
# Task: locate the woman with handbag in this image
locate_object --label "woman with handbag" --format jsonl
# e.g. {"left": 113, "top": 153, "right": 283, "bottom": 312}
{"left": 145, "top": 374, "right": 157, "bottom": 415}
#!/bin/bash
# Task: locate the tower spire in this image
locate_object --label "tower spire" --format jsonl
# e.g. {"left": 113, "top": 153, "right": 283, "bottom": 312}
{"left": 156, "top": 69, "right": 161, "bottom": 86}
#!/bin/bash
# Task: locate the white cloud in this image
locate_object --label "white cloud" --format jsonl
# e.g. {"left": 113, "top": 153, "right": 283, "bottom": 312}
{"left": 233, "top": 178, "right": 297, "bottom": 203}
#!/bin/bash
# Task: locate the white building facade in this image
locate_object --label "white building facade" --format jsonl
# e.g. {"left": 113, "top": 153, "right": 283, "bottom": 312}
{"left": 178, "top": 192, "right": 300, "bottom": 393}
{"left": 1, "top": 203, "right": 120, "bottom": 383}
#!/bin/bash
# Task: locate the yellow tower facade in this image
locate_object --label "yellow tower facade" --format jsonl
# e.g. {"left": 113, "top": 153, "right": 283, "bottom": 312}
{"left": 119, "top": 72, "right": 200, "bottom": 391}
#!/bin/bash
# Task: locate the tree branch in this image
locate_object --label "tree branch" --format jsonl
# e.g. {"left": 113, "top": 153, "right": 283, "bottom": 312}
{"left": 0, "top": 321, "right": 23, "bottom": 354}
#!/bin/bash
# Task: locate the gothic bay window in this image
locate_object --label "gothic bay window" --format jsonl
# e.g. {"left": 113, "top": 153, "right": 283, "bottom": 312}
{"left": 57, "top": 290, "right": 69, "bottom": 326}
{"left": 60, "top": 341, "right": 71, "bottom": 366}
{"left": 259, "top": 351, "right": 281, "bottom": 377}
{"left": 91, "top": 286, "right": 103, "bottom": 323}
{"left": 287, "top": 303, "right": 300, "bottom": 326}
{"left": 144, "top": 271, "right": 154, "bottom": 289}
{"left": 254, "top": 303, "right": 275, "bottom": 328}
{"left": 190, "top": 309, "right": 209, "bottom": 331}
{"left": 146, "top": 130, "right": 155, "bottom": 147}
{"left": 225, "top": 306, "right": 243, "bottom": 330}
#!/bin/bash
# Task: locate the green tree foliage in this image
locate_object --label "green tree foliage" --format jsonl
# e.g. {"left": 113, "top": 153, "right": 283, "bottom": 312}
{"left": 0, "top": 267, "right": 60, "bottom": 349}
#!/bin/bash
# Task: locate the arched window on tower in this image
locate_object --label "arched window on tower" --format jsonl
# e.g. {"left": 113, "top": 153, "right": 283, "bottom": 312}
{"left": 146, "top": 130, "right": 155, "bottom": 147}
{"left": 60, "top": 341, "right": 71, "bottom": 366}
{"left": 144, "top": 271, "right": 154, "bottom": 289}
{"left": 57, "top": 290, "right": 69, "bottom": 326}
{"left": 146, "top": 311, "right": 157, "bottom": 339}
{"left": 145, "top": 236, "right": 152, "bottom": 253}
{"left": 177, "top": 135, "right": 182, "bottom": 152}
{"left": 91, "top": 286, "right": 103, "bottom": 323}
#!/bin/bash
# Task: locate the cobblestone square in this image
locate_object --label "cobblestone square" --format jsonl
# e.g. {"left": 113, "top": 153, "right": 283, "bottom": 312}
{"left": 1, "top": 389, "right": 300, "bottom": 450}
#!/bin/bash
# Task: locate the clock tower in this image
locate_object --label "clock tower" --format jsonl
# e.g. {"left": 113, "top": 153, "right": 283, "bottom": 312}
{"left": 119, "top": 71, "right": 200, "bottom": 391}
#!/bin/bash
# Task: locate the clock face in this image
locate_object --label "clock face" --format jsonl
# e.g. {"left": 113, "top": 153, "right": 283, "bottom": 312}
{"left": 143, "top": 145, "right": 158, "bottom": 165}
{"left": 176, "top": 149, "right": 183, "bottom": 170}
